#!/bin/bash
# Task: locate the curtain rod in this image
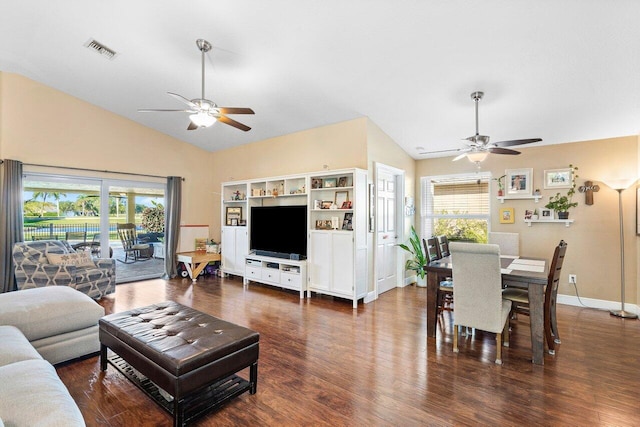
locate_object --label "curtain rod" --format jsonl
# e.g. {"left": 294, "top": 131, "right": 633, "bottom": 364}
{"left": 4, "top": 160, "right": 184, "bottom": 181}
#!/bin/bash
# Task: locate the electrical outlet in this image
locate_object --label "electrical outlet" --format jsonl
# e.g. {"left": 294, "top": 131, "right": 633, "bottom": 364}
{"left": 569, "top": 274, "right": 577, "bottom": 284}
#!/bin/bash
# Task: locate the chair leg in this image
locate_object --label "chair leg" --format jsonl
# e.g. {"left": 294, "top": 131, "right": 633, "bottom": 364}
{"left": 495, "top": 333, "right": 503, "bottom": 365}
{"left": 453, "top": 325, "right": 459, "bottom": 353}
{"left": 544, "top": 301, "right": 557, "bottom": 355}
{"left": 550, "top": 300, "right": 561, "bottom": 344}
{"left": 503, "top": 319, "right": 510, "bottom": 348}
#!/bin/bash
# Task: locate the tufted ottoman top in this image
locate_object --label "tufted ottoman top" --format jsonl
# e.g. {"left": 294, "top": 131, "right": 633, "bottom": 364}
{"left": 99, "top": 301, "right": 259, "bottom": 376}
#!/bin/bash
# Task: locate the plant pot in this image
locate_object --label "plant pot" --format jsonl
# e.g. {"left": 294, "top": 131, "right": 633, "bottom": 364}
{"left": 498, "top": 190, "right": 504, "bottom": 197}
{"left": 531, "top": 215, "right": 539, "bottom": 220}
{"left": 416, "top": 274, "right": 427, "bottom": 288}
{"left": 557, "top": 212, "right": 569, "bottom": 220}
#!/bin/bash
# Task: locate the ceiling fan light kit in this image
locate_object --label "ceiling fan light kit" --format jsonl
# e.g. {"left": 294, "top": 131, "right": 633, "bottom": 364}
{"left": 421, "top": 91, "right": 542, "bottom": 164}
{"left": 139, "top": 39, "right": 254, "bottom": 132}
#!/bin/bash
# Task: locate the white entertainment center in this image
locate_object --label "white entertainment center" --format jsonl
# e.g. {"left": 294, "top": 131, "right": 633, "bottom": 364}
{"left": 221, "top": 168, "right": 368, "bottom": 308}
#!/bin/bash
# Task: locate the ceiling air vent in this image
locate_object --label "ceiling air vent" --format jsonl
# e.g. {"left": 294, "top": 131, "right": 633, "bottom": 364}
{"left": 84, "top": 39, "right": 117, "bottom": 60}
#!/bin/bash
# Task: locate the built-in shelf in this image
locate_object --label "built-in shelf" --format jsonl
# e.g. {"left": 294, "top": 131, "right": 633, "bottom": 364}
{"left": 497, "top": 195, "right": 542, "bottom": 204}
{"left": 524, "top": 219, "right": 574, "bottom": 227}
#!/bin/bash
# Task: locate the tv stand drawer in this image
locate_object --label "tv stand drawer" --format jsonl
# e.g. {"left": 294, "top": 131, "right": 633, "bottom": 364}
{"left": 261, "top": 269, "right": 280, "bottom": 283}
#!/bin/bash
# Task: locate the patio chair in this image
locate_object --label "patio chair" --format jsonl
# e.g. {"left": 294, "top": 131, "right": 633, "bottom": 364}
{"left": 116, "top": 223, "right": 152, "bottom": 263}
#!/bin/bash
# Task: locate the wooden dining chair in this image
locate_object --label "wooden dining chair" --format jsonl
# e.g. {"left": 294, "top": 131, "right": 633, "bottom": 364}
{"left": 423, "top": 237, "right": 453, "bottom": 312}
{"left": 502, "top": 240, "right": 567, "bottom": 355}
{"left": 436, "top": 235, "right": 450, "bottom": 257}
{"left": 450, "top": 242, "right": 511, "bottom": 364}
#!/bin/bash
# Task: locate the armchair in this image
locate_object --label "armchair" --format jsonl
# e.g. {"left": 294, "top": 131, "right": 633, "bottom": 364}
{"left": 12, "top": 240, "right": 115, "bottom": 299}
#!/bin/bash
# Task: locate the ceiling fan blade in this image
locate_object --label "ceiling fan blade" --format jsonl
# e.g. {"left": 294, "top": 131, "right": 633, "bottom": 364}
{"left": 488, "top": 147, "right": 521, "bottom": 155}
{"left": 218, "top": 107, "right": 255, "bottom": 115}
{"left": 218, "top": 115, "right": 251, "bottom": 132}
{"left": 187, "top": 121, "right": 199, "bottom": 131}
{"left": 493, "top": 138, "right": 542, "bottom": 148}
{"left": 138, "top": 109, "right": 197, "bottom": 113}
{"left": 167, "top": 92, "right": 198, "bottom": 109}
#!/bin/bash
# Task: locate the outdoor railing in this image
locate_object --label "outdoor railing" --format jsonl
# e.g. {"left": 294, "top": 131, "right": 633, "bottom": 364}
{"left": 25, "top": 222, "right": 135, "bottom": 242}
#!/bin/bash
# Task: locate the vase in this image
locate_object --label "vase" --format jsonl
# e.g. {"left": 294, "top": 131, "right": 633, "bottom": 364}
{"left": 557, "top": 212, "right": 569, "bottom": 220}
{"left": 416, "top": 274, "right": 427, "bottom": 287}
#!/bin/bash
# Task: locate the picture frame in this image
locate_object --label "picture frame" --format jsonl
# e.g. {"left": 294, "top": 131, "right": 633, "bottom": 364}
{"left": 226, "top": 206, "right": 242, "bottom": 226}
{"left": 323, "top": 178, "right": 337, "bottom": 188}
{"left": 499, "top": 207, "right": 515, "bottom": 224}
{"left": 341, "top": 200, "right": 352, "bottom": 209}
{"left": 524, "top": 209, "right": 533, "bottom": 220}
{"left": 313, "top": 200, "right": 322, "bottom": 210}
{"left": 337, "top": 176, "right": 349, "bottom": 187}
{"left": 321, "top": 200, "right": 333, "bottom": 209}
{"left": 315, "top": 219, "right": 333, "bottom": 230}
{"left": 311, "top": 178, "right": 323, "bottom": 189}
{"left": 544, "top": 168, "right": 572, "bottom": 189}
{"left": 335, "top": 190, "right": 349, "bottom": 207}
{"left": 540, "top": 208, "right": 554, "bottom": 220}
{"left": 342, "top": 212, "right": 353, "bottom": 230}
{"left": 506, "top": 168, "right": 533, "bottom": 195}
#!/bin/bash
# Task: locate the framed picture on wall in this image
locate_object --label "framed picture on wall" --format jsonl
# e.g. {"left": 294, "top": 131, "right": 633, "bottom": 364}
{"left": 499, "top": 207, "right": 515, "bottom": 224}
{"left": 544, "top": 168, "right": 572, "bottom": 189}
{"left": 506, "top": 168, "right": 533, "bottom": 196}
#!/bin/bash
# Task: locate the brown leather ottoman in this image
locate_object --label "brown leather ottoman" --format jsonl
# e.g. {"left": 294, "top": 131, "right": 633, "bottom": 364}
{"left": 99, "top": 301, "right": 259, "bottom": 426}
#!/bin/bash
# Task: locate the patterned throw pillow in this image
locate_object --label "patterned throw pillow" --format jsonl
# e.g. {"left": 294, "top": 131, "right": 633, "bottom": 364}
{"left": 46, "top": 251, "right": 95, "bottom": 267}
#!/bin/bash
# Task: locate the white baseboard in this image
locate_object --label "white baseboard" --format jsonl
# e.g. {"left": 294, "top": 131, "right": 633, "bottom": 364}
{"left": 363, "top": 291, "right": 377, "bottom": 304}
{"left": 557, "top": 293, "right": 639, "bottom": 316}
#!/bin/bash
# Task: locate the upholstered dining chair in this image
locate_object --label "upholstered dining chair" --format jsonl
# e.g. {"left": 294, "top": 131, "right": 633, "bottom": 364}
{"left": 488, "top": 232, "right": 520, "bottom": 257}
{"left": 116, "top": 223, "right": 151, "bottom": 263}
{"left": 450, "top": 242, "right": 512, "bottom": 364}
{"left": 502, "top": 240, "right": 567, "bottom": 355}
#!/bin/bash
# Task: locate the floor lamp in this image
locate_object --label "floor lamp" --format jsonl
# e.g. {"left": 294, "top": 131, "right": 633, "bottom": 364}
{"left": 602, "top": 178, "right": 638, "bottom": 319}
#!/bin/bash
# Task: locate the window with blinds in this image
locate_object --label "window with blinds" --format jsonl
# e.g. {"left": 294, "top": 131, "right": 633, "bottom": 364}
{"left": 421, "top": 173, "right": 491, "bottom": 243}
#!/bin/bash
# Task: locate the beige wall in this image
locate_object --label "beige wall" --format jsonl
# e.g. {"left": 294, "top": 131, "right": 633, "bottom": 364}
{"left": 208, "top": 118, "right": 369, "bottom": 241}
{"left": 416, "top": 136, "right": 639, "bottom": 304}
{"left": 0, "top": 73, "right": 215, "bottom": 227}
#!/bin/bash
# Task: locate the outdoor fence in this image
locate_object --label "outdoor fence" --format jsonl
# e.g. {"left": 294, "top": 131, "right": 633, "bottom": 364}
{"left": 25, "top": 222, "right": 138, "bottom": 242}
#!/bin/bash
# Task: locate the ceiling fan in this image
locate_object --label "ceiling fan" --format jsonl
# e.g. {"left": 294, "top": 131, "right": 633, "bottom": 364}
{"left": 138, "top": 39, "right": 254, "bottom": 131}
{"left": 421, "top": 91, "right": 541, "bottom": 164}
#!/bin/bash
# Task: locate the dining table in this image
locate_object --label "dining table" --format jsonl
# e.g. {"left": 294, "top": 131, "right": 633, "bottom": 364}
{"left": 426, "top": 254, "right": 549, "bottom": 365}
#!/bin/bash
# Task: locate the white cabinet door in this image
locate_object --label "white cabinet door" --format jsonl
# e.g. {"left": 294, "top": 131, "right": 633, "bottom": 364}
{"left": 222, "top": 227, "right": 248, "bottom": 276}
{"left": 221, "top": 227, "right": 237, "bottom": 274}
{"left": 331, "top": 233, "right": 353, "bottom": 295}
{"left": 309, "top": 232, "right": 331, "bottom": 291}
{"left": 234, "top": 227, "right": 248, "bottom": 274}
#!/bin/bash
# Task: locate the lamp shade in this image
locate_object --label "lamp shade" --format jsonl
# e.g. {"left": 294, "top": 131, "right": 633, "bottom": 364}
{"left": 189, "top": 112, "right": 216, "bottom": 127}
{"left": 466, "top": 152, "right": 489, "bottom": 163}
{"left": 601, "top": 177, "right": 637, "bottom": 191}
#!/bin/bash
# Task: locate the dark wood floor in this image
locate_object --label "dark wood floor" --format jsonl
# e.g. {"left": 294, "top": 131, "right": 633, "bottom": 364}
{"left": 56, "top": 275, "right": 640, "bottom": 426}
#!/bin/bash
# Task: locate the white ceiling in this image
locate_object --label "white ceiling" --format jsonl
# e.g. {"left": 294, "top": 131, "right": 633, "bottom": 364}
{"left": 1, "top": 1, "right": 639, "bottom": 159}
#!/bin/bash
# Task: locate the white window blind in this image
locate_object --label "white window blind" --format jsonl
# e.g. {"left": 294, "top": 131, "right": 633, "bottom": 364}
{"left": 421, "top": 173, "right": 491, "bottom": 241}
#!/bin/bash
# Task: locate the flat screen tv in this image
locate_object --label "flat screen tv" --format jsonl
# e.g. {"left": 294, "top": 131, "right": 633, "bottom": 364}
{"left": 250, "top": 205, "right": 307, "bottom": 259}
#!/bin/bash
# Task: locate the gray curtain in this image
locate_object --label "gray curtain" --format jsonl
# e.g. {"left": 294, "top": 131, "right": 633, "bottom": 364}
{"left": 0, "top": 160, "right": 24, "bottom": 293}
{"left": 163, "top": 176, "right": 182, "bottom": 279}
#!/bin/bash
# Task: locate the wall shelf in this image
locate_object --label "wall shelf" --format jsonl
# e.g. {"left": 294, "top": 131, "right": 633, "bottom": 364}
{"left": 497, "top": 195, "right": 542, "bottom": 204}
{"left": 524, "top": 219, "right": 574, "bottom": 227}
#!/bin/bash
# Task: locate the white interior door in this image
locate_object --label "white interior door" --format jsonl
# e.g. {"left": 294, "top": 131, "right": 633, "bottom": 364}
{"left": 376, "top": 170, "right": 399, "bottom": 294}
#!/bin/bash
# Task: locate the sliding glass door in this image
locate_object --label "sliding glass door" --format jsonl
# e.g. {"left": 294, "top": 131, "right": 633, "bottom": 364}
{"left": 23, "top": 173, "right": 165, "bottom": 283}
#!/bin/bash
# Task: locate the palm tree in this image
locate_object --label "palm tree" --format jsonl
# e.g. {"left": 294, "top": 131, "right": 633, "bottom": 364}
{"left": 31, "top": 191, "right": 66, "bottom": 217}
{"left": 75, "top": 195, "right": 99, "bottom": 216}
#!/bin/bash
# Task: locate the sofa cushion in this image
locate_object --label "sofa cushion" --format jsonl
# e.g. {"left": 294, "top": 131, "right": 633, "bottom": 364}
{"left": 46, "top": 251, "right": 94, "bottom": 267}
{"left": 0, "top": 325, "right": 42, "bottom": 367}
{"left": 0, "top": 287, "right": 104, "bottom": 342}
{"left": 0, "top": 359, "right": 85, "bottom": 426}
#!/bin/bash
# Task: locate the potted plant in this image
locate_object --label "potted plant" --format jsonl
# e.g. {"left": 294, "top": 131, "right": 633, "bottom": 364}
{"left": 397, "top": 226, "right": 428, "bottom": 287}
{"left": 493, "top": 174, "right": 506, "bottom": 197}
{"left": 532, "top": 208, "right": 539, "bottom": 220}
{"left": 545, "top": 164, "right": 579, "bottom": 219}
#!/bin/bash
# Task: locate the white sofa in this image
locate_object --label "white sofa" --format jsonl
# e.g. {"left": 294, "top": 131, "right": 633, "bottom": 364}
{"left": 0, "top": 286, "right": 105, "bottom": 426}
{"left": 0, "top": 326, "right": 85, "bottom": 426}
